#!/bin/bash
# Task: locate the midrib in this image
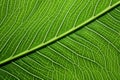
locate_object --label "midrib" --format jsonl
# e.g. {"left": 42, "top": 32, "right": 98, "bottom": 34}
{"left": 0, "top": 1, "right": 120, "bottom": 65}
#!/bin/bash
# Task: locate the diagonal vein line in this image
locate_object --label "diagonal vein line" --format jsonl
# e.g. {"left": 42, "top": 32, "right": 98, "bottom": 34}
{"left": 0, "top": 1, "right": 120, "bottom": 65}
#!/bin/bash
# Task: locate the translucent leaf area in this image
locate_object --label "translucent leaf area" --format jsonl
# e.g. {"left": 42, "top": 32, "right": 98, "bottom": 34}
{"left": 0, "top": 0, "right": 120, "bottom": 80}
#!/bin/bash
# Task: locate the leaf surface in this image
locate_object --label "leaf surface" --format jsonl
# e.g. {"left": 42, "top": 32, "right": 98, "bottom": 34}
{"left": 0, "top": 0, "right": 120, "bottom": 80}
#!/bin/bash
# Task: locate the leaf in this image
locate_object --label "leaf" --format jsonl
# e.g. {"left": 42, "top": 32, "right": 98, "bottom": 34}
{"left": 0, "top": 0, "right": 120, "bottom": 80}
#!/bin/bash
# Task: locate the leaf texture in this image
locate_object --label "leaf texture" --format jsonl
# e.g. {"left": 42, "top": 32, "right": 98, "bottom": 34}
{"left": 0, "top": 0, "right": 120, "bottom": 80}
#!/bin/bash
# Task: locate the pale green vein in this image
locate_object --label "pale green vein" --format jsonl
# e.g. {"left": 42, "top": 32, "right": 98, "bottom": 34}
{"left": 0, "top": 1, "right": 120, "bottom": 65}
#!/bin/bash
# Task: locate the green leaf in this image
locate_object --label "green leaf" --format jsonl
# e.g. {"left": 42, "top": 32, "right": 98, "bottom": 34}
{"left": 0, "top": 0, "right": 120, "bottom": 80}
